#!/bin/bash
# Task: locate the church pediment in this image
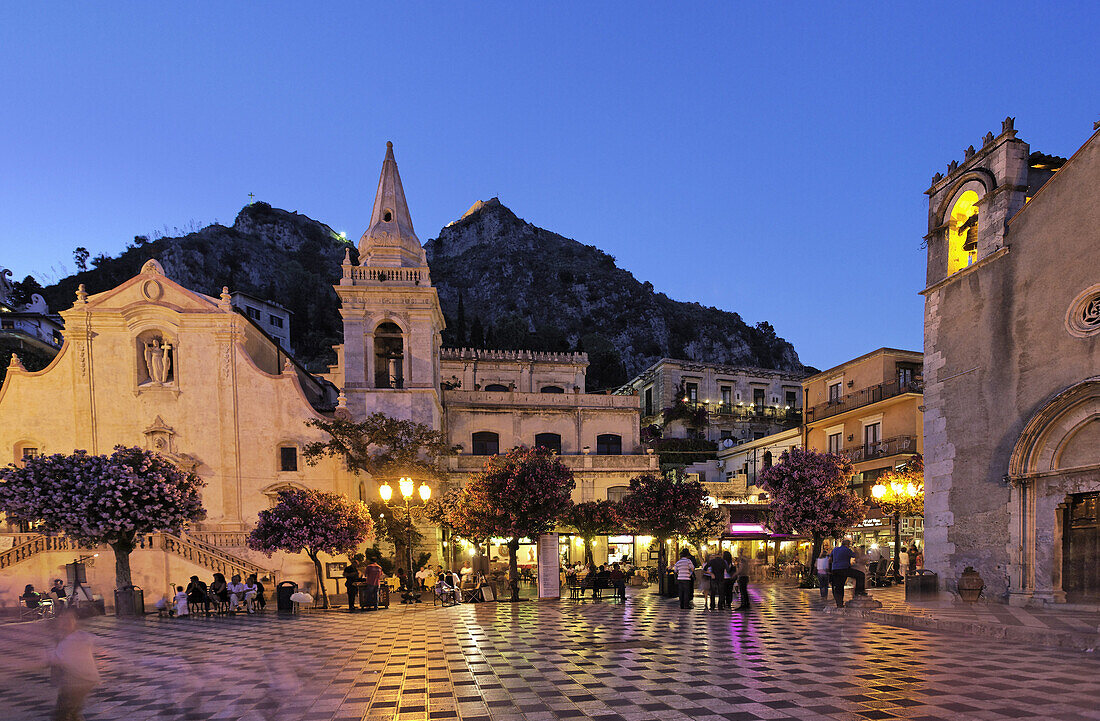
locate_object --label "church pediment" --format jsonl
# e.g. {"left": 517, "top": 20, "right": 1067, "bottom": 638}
{"left": 65, "top": 259, "right": 221, "bottom": 316}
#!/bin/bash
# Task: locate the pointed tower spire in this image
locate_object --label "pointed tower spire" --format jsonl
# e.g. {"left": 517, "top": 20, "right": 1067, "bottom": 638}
{"left": 358, "top": 141, "right": 426, "bottom": 267}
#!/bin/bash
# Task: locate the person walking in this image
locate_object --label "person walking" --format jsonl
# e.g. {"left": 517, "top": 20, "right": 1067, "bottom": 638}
{"left": 704, "top": 553, "right": 728, "bottom": 609}
{"left": 734, "top": 551, "right": 755, "bottom": 610}
{"left": 828, "top": 538, "right": 865, "bottom": 607}
{"left": 722, "top": 551, "right": 736, "bottom": 609}
{"left": 362, "top": 558, "right": 384, "bottom": 611}
{"left": 49, "top": 608, "right": 100, "bottom": 721}
{"left": 815, "top": 550, "right": 831, "bottom": 601}
{"left": 343, "top": 558, "right": 361, "bottom": 612}
{"left": 673, "top": 548, "right": 695, "bottom": 609}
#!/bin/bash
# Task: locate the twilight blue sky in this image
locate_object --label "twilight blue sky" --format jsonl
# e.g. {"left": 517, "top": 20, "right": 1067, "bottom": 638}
{"left": 2, "top": 2, "right": 1097, "bottom": 370}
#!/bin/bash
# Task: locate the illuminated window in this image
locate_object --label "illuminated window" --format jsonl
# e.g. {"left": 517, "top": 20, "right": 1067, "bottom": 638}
{"left": 686, "top": 383, "right": 698, "bottom": 402}
{"left": 721, "top": 386, "right": 731, "bottom": 405}
{"left": 947, "top": 190, "right": 980, "bottom": 275}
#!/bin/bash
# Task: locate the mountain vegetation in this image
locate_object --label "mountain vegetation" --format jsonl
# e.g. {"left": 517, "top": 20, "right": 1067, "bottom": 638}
{"left": 35, "top": 200, "right": 803, "bottom": 389}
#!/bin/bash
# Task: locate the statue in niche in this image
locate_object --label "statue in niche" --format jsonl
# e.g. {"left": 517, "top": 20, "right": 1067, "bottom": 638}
{"left": 143, "top": 337, "right": 174, "bottom": 385}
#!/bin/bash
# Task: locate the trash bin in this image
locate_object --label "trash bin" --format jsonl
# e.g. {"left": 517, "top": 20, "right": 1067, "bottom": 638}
{"left": 905, "top": 569, "right": 937, "bottom": 601}
{"left": 355, "top": 581, "right": 372, "bottom": 608}
{"left": 276, "top": 581, "right": 298, "bottom": 612}
{"left": 665, "top": 570, "right": 678, "bottom": 598}
{"left": 114, "top": 585, "right": 145, "bottom": 616}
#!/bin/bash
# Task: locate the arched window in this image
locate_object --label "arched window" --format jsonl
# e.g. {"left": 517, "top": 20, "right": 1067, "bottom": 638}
{"left": 540, "top": 385, "right": 565, "bottom": 394}
{"left": 763, "top": 450, "right": 773, "bottom": 470}
{"left": 484, "top": 384, "right": 509, "bottom": 392}
{"left": 471, "top": 431, "right": 499, "bottom": 456}
{"left": 947, "top": 190, "right": 980, "bottom": 275}
{"left": 374, "top": 322, "right": 404, "bottom": 389}
{"left": 607, "top": 485, "right": 631, "bottom": 503}
{"left": 596, "top": 434, "right": 622, "bottom": 455}
{"left": 534, "top": 433, "right": 562, "bottom": 454}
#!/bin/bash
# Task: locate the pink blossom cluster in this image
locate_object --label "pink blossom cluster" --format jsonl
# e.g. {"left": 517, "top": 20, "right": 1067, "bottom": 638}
{"left": 0, "top": 446, "right": 206, "bottom": 546}
{"left": 247, "top": 488, "right": 373, "bottom": 557}
{"left": 619, "top": 473, "right": 709, "bottom": 539}
{"left": 461, "top": 446, "right": 575, "bottom": 540}
{"left": 757, "top": 447, "right": 865, "bottom": 538}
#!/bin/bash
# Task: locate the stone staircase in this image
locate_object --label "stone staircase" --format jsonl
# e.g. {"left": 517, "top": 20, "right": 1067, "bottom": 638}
{"left": 0, "top": 530, "right": 275, "bottom": 581}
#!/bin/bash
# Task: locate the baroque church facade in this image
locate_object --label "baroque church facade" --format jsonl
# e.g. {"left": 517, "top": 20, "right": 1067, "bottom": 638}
{"left": 0, "top": 144, "right": 654, "bottom": 603}
{"left": 922, "top": 119, "right": 1100, "bottom": 604}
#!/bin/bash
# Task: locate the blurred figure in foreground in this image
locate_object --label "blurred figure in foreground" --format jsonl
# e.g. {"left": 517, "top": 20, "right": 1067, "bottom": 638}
{"left": 49, "top": 608, "right": 99, "bottom": 721}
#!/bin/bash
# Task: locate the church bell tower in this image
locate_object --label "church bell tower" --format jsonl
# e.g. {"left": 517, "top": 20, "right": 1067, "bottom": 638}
{"left": 328, "top": 142, "right": 445, "bottom": 428}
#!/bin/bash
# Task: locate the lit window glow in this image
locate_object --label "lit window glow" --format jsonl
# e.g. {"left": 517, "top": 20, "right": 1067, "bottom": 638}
{"left": 947, "top": 190, "right": 979, "bottom": 275}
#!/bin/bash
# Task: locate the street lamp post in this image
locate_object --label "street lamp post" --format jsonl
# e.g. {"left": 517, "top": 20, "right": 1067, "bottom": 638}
{"left": 379, "top": 477, "right": 431, "bottom": 591}
{"left": 871, "top": 478, "right": 922, "bottom": 580}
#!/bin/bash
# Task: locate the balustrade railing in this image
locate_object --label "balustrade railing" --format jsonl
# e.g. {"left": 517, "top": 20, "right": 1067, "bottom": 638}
{"left": 0, "top": 534, "right": 77, "bottom": 570}
{"left": 806, "top": 378, "right": 923, "bottom": 423}
{"left": 843, "top": 435, "right": 919, "bottom": 464}
{"left": 342, "top": 265, "right": 425, "bottom": 284}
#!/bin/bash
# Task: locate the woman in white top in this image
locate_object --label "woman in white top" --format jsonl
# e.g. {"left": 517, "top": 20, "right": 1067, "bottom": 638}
{"left": 815, "top": 551, "right": 831, "bottom": 601}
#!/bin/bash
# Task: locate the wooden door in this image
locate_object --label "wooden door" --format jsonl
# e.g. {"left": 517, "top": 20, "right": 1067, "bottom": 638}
{"left": 1064, "top": 492, "right": 1100, "bottom": 602}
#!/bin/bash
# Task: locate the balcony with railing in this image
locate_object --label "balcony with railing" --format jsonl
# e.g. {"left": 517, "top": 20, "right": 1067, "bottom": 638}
{"left": 842, "top": 435, "right": 919, "bottom": 464}
{"left": 806, "top": 378, "right": 923, "bottom": 423}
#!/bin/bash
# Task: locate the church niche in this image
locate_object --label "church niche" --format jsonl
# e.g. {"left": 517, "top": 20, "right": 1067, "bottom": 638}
{"left": 136, "top": 330, "right": 176, "bottom": 388}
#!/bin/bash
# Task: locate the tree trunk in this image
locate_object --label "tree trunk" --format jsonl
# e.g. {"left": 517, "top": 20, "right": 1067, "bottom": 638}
{"left": 811, "top": 533, "right": 824, "bottom": 570}
{"left": 657, "top": 539, "right": 668, "bottom": 594}
{"left": 584, "top": 536, "right": 594, "bottom": 567}
{"left": 308, "top": 551, "right": 329, "bottom": 609}
{"left": 508, "top": 537, "right": 520, "bottom": 602}
{"left": 111, "top": 539, "right": 134, "bottom": 590}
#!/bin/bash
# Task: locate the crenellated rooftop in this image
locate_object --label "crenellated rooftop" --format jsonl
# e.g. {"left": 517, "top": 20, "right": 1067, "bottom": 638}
{"left": 926, "top": 116, "right": 1020, "bottom": 193}
{"left": 441, "top": 348, "right": 588, "bottom": 364}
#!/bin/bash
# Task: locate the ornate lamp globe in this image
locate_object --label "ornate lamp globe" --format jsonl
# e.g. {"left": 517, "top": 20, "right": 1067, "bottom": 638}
{"left": 379, "top": 482, "right": 393, "bottom": 502}
{"left": 418, "top": 482, "right": 431, "bottom": 502}
{"left": 399, "top": 476, "right": 414, "bottom": 499}
{"left": 871, "top": 482, "right": 887, "bottom": 500}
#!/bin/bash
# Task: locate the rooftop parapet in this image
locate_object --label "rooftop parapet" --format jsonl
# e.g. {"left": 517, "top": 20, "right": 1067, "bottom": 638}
{"left": 441, "top": 348, "right": 588, "bottom": 364}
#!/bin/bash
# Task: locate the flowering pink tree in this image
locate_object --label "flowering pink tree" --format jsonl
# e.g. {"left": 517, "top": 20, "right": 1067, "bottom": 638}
{"left": 562, "top": 500, "right": 620, "bottom": 567}
{"left": 0, "top": 446, "right": 206, "bottom": 591}
{"left": 619, "top": 473, "right": 709, "bottom": 593}
{"left": 463, "top": 447, "right": 575, "bottom": 601}
{"left": 248, "top": 488, "right": 373, "bottom": 609}
{"left": 757, "top": 447, "right": 865, "bottom": 563}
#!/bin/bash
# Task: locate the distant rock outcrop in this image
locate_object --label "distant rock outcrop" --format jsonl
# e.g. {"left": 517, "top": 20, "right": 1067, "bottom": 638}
{"left": 40, "top": 200, "right": 803, "bottom": 385}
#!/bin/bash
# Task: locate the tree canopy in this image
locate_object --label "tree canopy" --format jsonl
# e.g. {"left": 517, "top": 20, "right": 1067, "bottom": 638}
{"left": 0, "top": 446, "right": 206, "bottom": 590}
{"left": 248, "top": 488, "right": 373, "bottom": 608}
{"left": 303, "top": 413, "right": 457, "bottom": 484}
{"left": 757, "top": 447, "right": 865, "bottom": 561}
{"left": 562, "top": 500, "right": 620, "bottom": 566}
{"left": 462, "top": 446, "right": 575, "bottom": 600}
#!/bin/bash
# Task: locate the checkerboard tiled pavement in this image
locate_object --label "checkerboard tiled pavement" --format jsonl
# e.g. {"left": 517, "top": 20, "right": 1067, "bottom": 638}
{"left": 860, "top": 586, "right": 1100, "bottom": 650}
{"left": 3, "top": 584, "right": 1100, "bottom": 721}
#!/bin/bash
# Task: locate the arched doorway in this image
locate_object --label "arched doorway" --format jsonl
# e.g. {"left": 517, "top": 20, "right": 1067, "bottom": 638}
{"left": 1008, "top": 377, "right": 1100, "bottom": 602}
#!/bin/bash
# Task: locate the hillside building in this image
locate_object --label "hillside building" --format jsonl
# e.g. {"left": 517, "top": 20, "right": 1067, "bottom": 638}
{"left": 922, "top": 119, "right": 1100, "bottom": 604}
{"left": 801, "top": 348, "right": 924, "bottom": 550}
{"left": 230, "top": 291, "right": 292, "bottom": 349}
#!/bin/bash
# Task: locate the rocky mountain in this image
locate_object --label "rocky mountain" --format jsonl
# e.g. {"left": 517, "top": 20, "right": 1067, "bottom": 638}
{"left": 39, "top": 200, "right": 803, "bottom": 388}
{"left": 427, "top": 199, "right": 803, "bottom": 388}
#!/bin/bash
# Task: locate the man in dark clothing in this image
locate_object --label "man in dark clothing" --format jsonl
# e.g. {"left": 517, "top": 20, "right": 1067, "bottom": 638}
{"left": 609, "top": 563, "right": 626, "bottom": 601}
{"left": 828, "top": 539, "right": 865, "bottom": 607}
{"left": 343, "top": 560, "right": 362, "bottom": 612}
{"left": 362, "top": 560, "right": 384, "bottom": 611}
{"left": 704, "top": 553, "right": 728, "bottom": 609}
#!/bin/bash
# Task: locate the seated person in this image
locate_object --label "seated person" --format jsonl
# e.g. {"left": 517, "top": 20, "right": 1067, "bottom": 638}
{"left": 21, "top": 584, "right": 43, "bottom": 608}
{"left": 48, "top": 579, "right": 68, "bottom": 608}
{"left": 227, "top": 574, "right": 248, "bottom": 611}
{"left": 208, "top": 573, "right": 230, "bottom": 609}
